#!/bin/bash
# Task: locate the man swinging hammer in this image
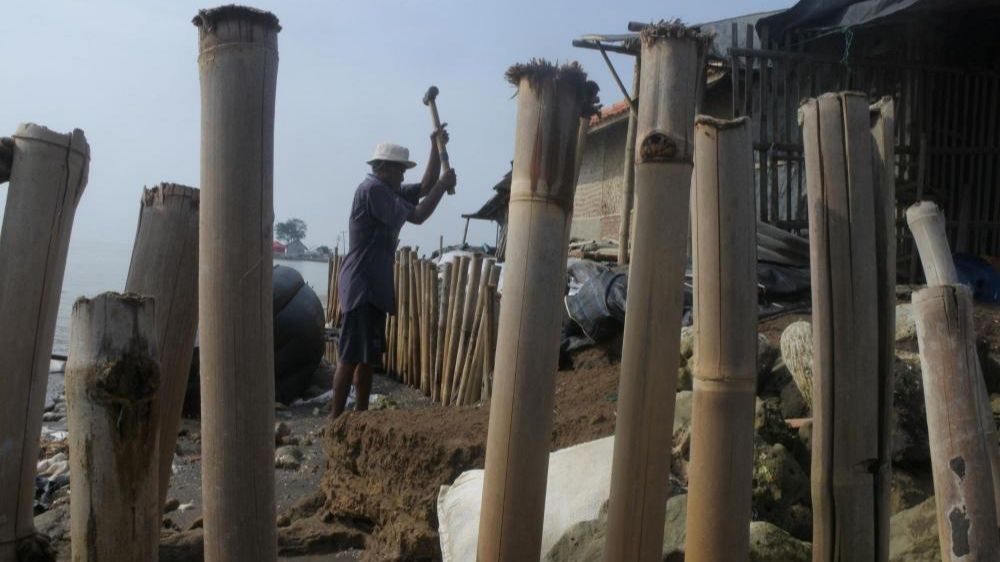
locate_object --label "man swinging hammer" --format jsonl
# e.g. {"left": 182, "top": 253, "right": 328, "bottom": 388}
{"left": 332, "top": 128, "right": 456, "bottom": 417}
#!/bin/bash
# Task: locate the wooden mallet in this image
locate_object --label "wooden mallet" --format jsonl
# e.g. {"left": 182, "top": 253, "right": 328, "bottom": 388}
{"left": 423, "top": 85, "right": 454, "bottom": 194}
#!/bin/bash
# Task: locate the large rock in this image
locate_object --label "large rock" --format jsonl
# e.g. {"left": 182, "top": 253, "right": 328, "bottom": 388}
{"left": 889, "top": 496, "right": 940, "bottom": 561}
{"left": 752, "top": 442, "right": 810, "bottom": 538}
{"left": 749, "top": 521, "right": 811, "bottom": 562}
{"left": 895, "top": 303, "right": 916, "bottom": 342}
{"left": 780, "top": 321, "right": 813, "bottom": 406}
{"left": 544, "top": 494, "right": 689, "bottom": 562}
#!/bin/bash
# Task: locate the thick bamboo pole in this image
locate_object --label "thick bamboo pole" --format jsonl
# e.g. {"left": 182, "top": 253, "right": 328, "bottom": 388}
{"left": 604, "top": 24, "right": 707, "bottom": 562}
{"left": 434, "top": 262, "right": 452, "bottom": 401}
{"left": 477, "top": 61, "right": 597, "bottom": 562}
{"left": 907, "top": 200, "right": 1000, "bottom": 523}
{"left": 870, "top": 98, "right": 897, "bottom": 560}
{"left": 66, "top": 293, "right": 159, "bottom": 562}
{"left": 0, "top": 124, "right": 89, "bottom": 561}
{"left": 684, "top": 116, "right": 757, "bottom": 562}
{"left": 913, "top": 285, "right": 1000, "bottom": 561}
{"left": 124, "top": 183, "right": 200, "bottom": 515}
{"left": 800, "top": 92, "right": 882, "bottom": 560}
{"left": 617, "top": 59, "right": 640, "bottom": 265}
{"left": 194, "top": 7, "right": 280, "bottom": 561}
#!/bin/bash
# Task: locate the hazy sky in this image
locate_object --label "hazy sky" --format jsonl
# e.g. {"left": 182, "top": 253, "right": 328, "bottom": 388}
{"left": 1, "top": 0, "right": 792, "bottom": 254}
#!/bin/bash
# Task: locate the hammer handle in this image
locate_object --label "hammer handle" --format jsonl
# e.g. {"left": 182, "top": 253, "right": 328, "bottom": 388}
{"left": 427, "top": 100, "right": 454, "bottom": 194}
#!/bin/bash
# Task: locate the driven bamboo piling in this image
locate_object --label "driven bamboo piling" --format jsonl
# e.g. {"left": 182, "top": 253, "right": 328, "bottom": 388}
{"left": 476, "top": 60, "right": 597, "bottom": 562}
{"left": 66, "top": 293, "right": 159, "bottom": 562}
{"left": 0, "top": 124, "right": 89, "bottom": 562}
{"left": 194, "top": 6, "right": 280, "bottom": 561}
{"left": 799, "top": 91, "right": 889, "bottom": 560}
{"left": 913, "top": 285, "right": 1000, "bottom": 561}
{"left": 604, "top": 24, "right": 707, "bottom": 562}
{"left": 684, "top": 115, "right": 757, "bottom": 562}
{"left": 907, "top": 200, "right": 1000, "bottom": 526}
{"left": 124, "top": 183, "right": 199, "bottom": 515}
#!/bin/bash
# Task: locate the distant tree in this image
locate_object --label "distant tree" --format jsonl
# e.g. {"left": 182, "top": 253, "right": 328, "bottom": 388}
{"left": 275, "top": 218, "right": 307, "bottom": 243}
{"left": 315, "top": 245, "right": 332, "bottom": 255}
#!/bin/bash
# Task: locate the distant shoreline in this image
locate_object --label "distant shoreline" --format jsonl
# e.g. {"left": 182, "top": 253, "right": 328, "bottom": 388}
{"left": 274, "top": 254, "right": 330, "bottom": 263}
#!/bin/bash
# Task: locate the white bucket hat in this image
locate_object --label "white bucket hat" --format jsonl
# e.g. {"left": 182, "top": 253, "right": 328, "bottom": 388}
{"left": 367, "top": 143, "right": 417, "bottom": 169}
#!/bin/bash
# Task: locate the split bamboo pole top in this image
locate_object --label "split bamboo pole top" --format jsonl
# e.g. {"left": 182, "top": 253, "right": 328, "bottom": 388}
{"left": 0, "top": 123, "right": 89, "bottom": 555}
{"left": 477, "top": 60, "right": 598, "bottom": 562}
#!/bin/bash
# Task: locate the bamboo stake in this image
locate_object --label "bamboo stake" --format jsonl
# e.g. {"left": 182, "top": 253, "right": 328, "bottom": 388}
{"left": 913, "top": 285, "right": 1000, "bottom": 561}
{"left": 442, "top": 256, "right": 469, "bottom": 404}
{"left": 434, "top": 262, "right": 452, "bottom": 401}
{"left": 684, "top": 116, "right": 757, "bottom": 562}
{"left": 400, "top": 249, "right": 412, "bottom": 381}
{"left": 124, "top": 183, "right": 200, "bottom": 516}
{"left": 799, "top": 91, "right": 882, "bottom": 560}
{"left": 194, "top": 7, "right": 279, "bottom": 561}
{"left": 870, "top": 98, "right": 897, "bottom": 560}
{"left": 477, "top": 61, "right": 597, "bottom": 562}
{"left": 408, "top": 253, "right": 420, "bottom": 386}
{"left": 481, "top": 265, "right": 501, "bottom": 401}
{"left": 425, "top": 263, "right": 437, "bottom": 396}
{"left": 464, "top": 261, "right": 498, "bottom": 405}
{"left": 907, "top": 200, "right": 1000, "bottom": 523}
{"left": 618, "top": 59, "right": 640, "bottom": 265}
{"left": 605, "top": 24, "right": 707, "bottom": 562}
{"left": 420, "top": 260, "right": 432, "bottom": 394}
{"left": 66, "top": 293, "right": 159, "bottom": 562}
{"left": 452, "top": 255, "right": 482, "bottom": 400}
{"left": 457, "top": 257, "right": 492, "bottom": 404}
{"left": 0, "top": 124, "right": 89, "bottom": 561}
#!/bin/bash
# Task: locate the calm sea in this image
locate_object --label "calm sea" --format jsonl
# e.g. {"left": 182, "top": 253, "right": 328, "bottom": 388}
{"left": 53, "top": 238, "right": 331, "bottom": 355}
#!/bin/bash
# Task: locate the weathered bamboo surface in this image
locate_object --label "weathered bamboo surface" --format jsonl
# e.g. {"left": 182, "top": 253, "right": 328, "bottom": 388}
{"left": 907, "top": 199, "right": 1000, "bottom": 524}
{"left": 124, "top": 183, "right": 199, "bottom": 515}
{"left": 800, "top": 91, "right": 888, "bottom": 560}
{"left": 913, "top": 285, "right": 1000, "bottom": 561}
{"left": 605, "top": 24, "right": 707, "bottom": 562}
{"left": 66, "top": 293, "right": 159, "bottom": 562}
{"left": 870, "top": 98, "right": 897, "bottom": 561}
{"left": 194, "top": 6, "right": 280, "bottom": 562}
{"left": 0, "top": 124, "right": 89, "bottom": 562}
{"left": 477, "top": 61, "right": 596, "bottom": 562}
{"left": 684, "top": 115, "right": 757, "bottom": 562}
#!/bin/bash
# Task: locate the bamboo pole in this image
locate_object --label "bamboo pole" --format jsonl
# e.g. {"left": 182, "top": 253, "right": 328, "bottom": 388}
{"left": 617, "top": 58, "right": 640, "bottom": 265}
{"left": 477, "top": 61, "right": 597, "bottom": 562}
{"left": 442, "top": 256, "right": 468, "bottom": 404}
{"left": 66, "top": 293, "right": 159, "bottom": 562}
{"left": 481, "top": 265, "right": 501, "bottom": 401}
{"left": 194, "top": 7, "right": 279, "bottom": 561}
{"left": 124, "top": 183, "right": 200, "bottom": 515}
{"left": 870, "top": 98, "right": 897, "bottom": 560}
{"left": 913, "top": 285, "right": 1000, "bottom": 561}
{"left": 604, "top": 24, "right": 707, "bottom": 562}
{"left": 452, "top": 255, "right": 482, "bottom": 400}
{"left": 408, "top": 253, "right": 420, "bottom": 386}
{"left": 907, "top": 201, "right": 959, "bottom": 285}
{"left": 400, "top": 249, "right": 412, "bottom": 381}
{"left": 457, "top": 257, "right": 492, "bottom": 403}
{"left": 684, "top": 116, "right": 757, "bottom": 562}
{"left": 434, "top": 262, "right": 452, "bottom": 401}
{"left": 799, "top": 91, "right": 882, "bottom": 560}
{"left": 907, "top": 200, "right": 1000, "bottom": 523}
{"left": 0, "top": 124, "right": 89, "bottom": 561}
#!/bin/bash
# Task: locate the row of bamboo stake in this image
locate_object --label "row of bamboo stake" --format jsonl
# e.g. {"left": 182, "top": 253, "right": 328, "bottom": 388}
{"left": 382, "top": 248, "right": 501, "bottom": 406}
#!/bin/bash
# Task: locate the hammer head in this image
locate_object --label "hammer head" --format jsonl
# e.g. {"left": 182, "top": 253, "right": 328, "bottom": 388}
{"left": 423, "top": 85, "right": 439, "bottom": 106}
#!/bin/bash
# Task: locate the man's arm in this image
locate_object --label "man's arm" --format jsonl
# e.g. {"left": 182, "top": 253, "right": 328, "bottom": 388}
{"left": 0, "top": 137, "right": 13, "bottom": 184}
{"left": 409, "top": 169, "right": 456, "bottom": 225}
{"left": 419, "top": 127, "right": 448, "bottom": 197}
